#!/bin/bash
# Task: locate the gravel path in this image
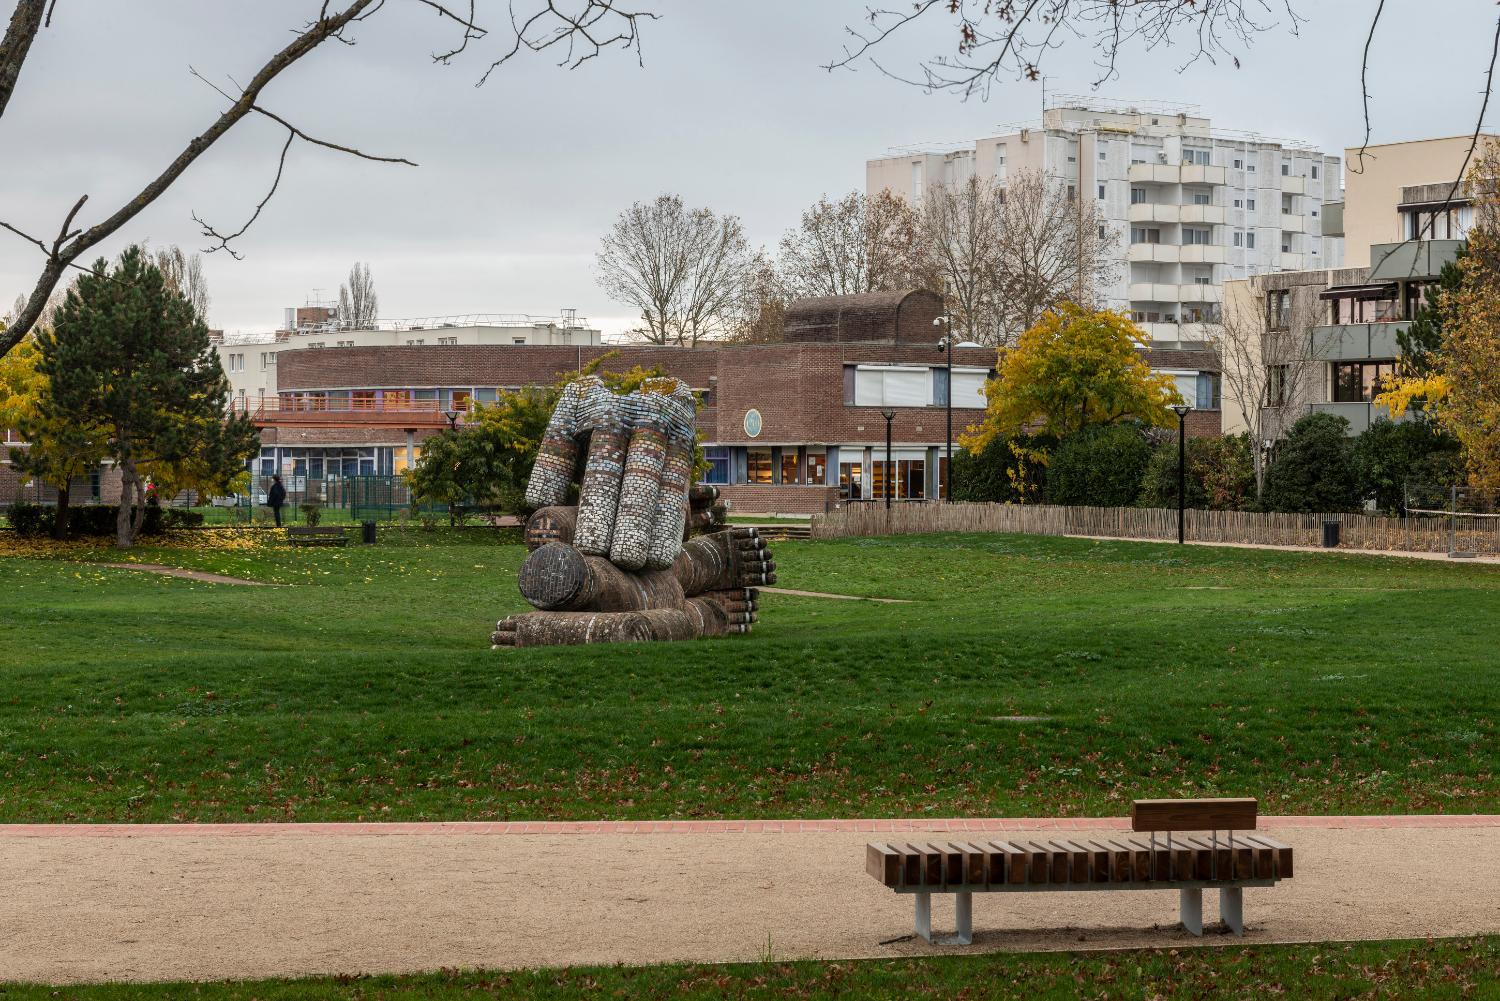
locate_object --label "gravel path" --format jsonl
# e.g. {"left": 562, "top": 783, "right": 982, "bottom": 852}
{"left": 97, "top": 563, "right": 270, "bottom": 586}
{"left": 2, "top": 820, "right": 1497, "bottom": 984}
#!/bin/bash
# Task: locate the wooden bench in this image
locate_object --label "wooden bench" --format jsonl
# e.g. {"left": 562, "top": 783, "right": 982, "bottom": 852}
{"left": 865, "top": 798, "right": 1292, "bottom": 945}
{"left": 285, "top": 526, "right": 349, "bottom": 547}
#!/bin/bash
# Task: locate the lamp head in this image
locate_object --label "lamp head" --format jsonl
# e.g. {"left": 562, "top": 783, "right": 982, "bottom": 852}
{"left": 880, "top": 408, "right": 896, "bottom": 421}
{"left": 1170, "top": 403, "right": 1192, "bottom": 418}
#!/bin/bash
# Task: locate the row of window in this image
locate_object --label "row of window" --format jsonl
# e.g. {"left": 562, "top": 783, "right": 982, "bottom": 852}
{"left": 841, "top": 365, "right": 991, "bottom": 409}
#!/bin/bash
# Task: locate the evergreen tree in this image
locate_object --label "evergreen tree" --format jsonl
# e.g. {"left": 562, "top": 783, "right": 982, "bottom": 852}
{"left": 1260, "top": 413, "right": 1363, "bottom": 513}
{"left": 37, "top": 246, "right": 257, "bottom": 548}
{"left": 1397, "top": 250, "right": 1464, "bottom": 380}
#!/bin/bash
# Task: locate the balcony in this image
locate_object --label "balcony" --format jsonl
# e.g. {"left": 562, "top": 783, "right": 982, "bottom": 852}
{"left": 1182, "top": 165, "right": 1227, "bottom": 186}
{"left": 1139, "top": 321, "right": 1217, "bottom": 344}
{"left": 1128, "top": 243, "right": 1179, "bottom": 263}
{"left": 1128, "top": 283, "right": 1181, "bottom": 302}
{"left": 1280, "top": 213, "right": 1305, "bottom": 233}
{"left": 1179, "top": 244, "right": 1226, "bottom": 264}
{"left": 1278, "top": 252, "right": 1305, "bottom": 270}
{"left": 1310, "top": 401, "right": 1400, "bottom": 435}
{"left": 1310, "top": 321, "right": 1410, "bottom": 361}
{"left": 231, "top": 395, "right": 465, "bottom": 429}
{"left": 1179, "top": 284, "right": 1224, "bottom": 303}
{"left": 1281, "top": 175, "right": 1307, "bottom": 195}
{"left": 1179, "top": 204, "right": 1225, "bottom": 225}
{"left": 1128, "top": 163, "right": 1178, "bottom": 184}
{"left": 1368, "top": 240, "right": 1466, "bottom": 281}
{"left": 1128, "top": 203, "right": 1179, "bottom": 224}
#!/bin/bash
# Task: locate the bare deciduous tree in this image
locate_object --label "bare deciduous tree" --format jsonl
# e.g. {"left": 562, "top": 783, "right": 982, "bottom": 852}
{"left": 0, "top": 1, "right": 657, "bottom": 358}
{"left": 1213, "top": 277, "right": 1324, "bottom": 493}
{"left": 596, "top": 194, "right": 761, "bottom": 347}
{"left": 777, "top": 190, "right": 921, "bottom": 299}
{"left": 153, "top": 245, "right": 211, "bottom": 324}
{"left": 338, "top": 262, "right": 379, "bottom": 330}
{"left": 915, "top": 177, "right": 1004, "bottom": 344}
{"left": 992, "top": 169, "right": 1119, "bottom": 342}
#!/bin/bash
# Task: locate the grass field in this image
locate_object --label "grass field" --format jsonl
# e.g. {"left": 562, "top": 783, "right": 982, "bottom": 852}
{"left": 0, "top": 938, "right": 1495, "bottom": 999}
{"left": 1, "top": 529, "right": 1497, "bottom": 823}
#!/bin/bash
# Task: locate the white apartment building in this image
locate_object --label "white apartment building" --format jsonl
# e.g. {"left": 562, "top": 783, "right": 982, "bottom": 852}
{"left": 867, "top": 98, "right": 1345, "bottom": 347}
{"left": 215, "top": 309, "right": 603, "bottom": 408}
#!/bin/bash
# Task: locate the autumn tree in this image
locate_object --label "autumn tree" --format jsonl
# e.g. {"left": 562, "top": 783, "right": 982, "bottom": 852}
{"left": 964, "top": 304, "right": 1180, "bottom": 452}
{"left": 916, "top": 177, "right": 1004, "bottom": 344}
{"left": 37, "top": 246, "right": 258, "bottom": 548}
{"left": 339, "top": 262, "right": 379, "bottom": 330}
{"left": 154, "top": 245, "right": 211, "bottom": 323}
{"left": 596, "top": 194, "right": 762, "bottom": 347}
{"left": 777, "top": 190, "right": 922, "bottom": 299}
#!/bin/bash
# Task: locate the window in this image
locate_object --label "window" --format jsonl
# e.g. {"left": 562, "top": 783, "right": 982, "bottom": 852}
{"left": 839, "top": 461, "right": 863, "bottom": 500}
{"left": 1247, "top": 163, "right": 1256, "bottom": 173}
{"left": 1195, "top": 372, "right": 1222, "bottom": 410}
{"left": 1246, "top": 232, "right": 1256, "bottom": 249}
{"left": 1332, "top": 361, "right": 1397, "bottom": 403}
{"left": 1098, "top": 223, "right": 1107, "bottom": 240}
{"left": 1233, "top": 232, "right": 1242, "bottom": 247}
{"left": 1098, "top": 183, "right": 1106, "bottom": 199}
{"left": 1182, "top": 227, "right": 1211, "bottom": 245}
{"left": 438, "top": 336, "right": 458, "bottom": 346}
{"left": 781, "top": 452, "right": 800, "bottom": 485}
{"left": 951, "top": 370, "right": 988, "bottom": 408}
{"left": 1266, "top": 290, "right": 1292, "bottom": 330}
{"left": 1183, "top": 148, "right": 1210, "bottom": 165}
{"left": 1281, "top": 162, "right": 1291, "bottom": 176}
{"left": 1131, "top": 227, "right": 1161, "bottom": 244}
{"left": 1266, "top": 364, "right": 1290, "bottom": 406}
{"left": 307, "top": 342, "right": 325, "bottom": 349}
{"left": 1067, "top": 185, "right": 1076, "bottom": 201}
{"left": 1282, "top": 194, "right": 1294, "bottom": 213}
{"left": 512, "top": 337, "right": 527, "bottom": 345}
{"left": 1193, "top": 191, "right": 1211, "bottom": 205}
{"left": 1233, "top": 158, "right": 1243, "bottom": 169}
{"left": 747, "top": 448, "right": 772, "bottom": 484}
{"left": 703, "top": 448, "right": 730, "bottom": 485}
{"left": 1233, "top": 198, "right": 1243, "bottom": 209}
{"left": 1311, "top": 164, "right": 1320, "bottom": 179}
{"left": 474, "top": 388, "right": 498, "bottom": 403}
{"left": 1131, "top": 187, "right": 1147, "bottom": 204}
{"left": 337, "top": 339, "right": 354, "bottom": 348}
{"left": 260, "top": 351, "right": 276, "bottom": 369}
{"left": 806, "top": 451, "right": 827, "bottom": 485}
{"left": 1098, "top": 150, "right": 1107, "bottom": 161}
{"left": 853, "top": 366, "right": 930, "bottom": 407}
{"left": 405, "top": 338, "right": 424, "bottom": 345}
{"left": 1067, "top": 154, "right": 1076, "bottom": 163}
{"left": 1247, "top": 197, "right": 1256, "bottom": 210}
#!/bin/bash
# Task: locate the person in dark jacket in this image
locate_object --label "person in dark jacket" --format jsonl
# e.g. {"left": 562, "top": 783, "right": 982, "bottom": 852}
{"left": 267, "top": 474, "right": 287, "bottom": 527}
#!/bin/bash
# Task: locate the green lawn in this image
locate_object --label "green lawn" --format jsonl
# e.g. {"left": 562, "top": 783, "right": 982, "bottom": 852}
{"left": 1, "top": 529, "right": 1497, "bottom": 822}
{"left": 0, "top": 938, "right": 1496, "bottom": 999}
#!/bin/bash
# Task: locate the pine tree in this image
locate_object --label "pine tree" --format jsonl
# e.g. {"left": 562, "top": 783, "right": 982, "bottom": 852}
{"left": 36, "top": 246, "right": 258, "bottom": 548}
{"left": 1397, "top": 251, "right": 1465, "bottom": 379}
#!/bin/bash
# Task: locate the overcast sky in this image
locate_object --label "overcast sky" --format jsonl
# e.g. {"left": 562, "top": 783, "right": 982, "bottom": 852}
{"left": 1, "top": 1, "right": 1495, "bottom": 339}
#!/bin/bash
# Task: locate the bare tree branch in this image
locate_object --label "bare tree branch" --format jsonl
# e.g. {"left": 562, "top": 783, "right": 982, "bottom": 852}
{"left": 479, "top": 0, "right": 655, "bottom": 85}
{"left": 193, "top": 134, "right": 294, "bottom": 260}
{"left": 1349, "top": 0, "right": 1387, "bottom": 175}
{"left": 0, "top": 0, "right": 46, "bottom": 118}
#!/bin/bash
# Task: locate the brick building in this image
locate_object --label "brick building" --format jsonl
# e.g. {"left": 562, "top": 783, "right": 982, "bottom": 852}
{"left": 242, "top": 289, "right": 1221, "bottom": 514}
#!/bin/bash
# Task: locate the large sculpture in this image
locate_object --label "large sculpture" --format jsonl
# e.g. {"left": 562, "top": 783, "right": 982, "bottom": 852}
{"left": 491, "top": 375, "right": 777, "bottom": 649}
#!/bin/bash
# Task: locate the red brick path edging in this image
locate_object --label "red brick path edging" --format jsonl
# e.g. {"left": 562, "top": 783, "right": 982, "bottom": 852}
{"left": 0, "top": 815, "right": 1496, "bottom": 838}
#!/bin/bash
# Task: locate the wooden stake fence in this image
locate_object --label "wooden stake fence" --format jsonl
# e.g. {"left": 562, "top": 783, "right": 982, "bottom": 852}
{"left": 811, "top": 502, "right": 1500, "bottom": 556}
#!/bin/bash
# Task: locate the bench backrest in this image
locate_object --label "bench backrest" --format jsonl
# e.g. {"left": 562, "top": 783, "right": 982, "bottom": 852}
{"left": 1131, "top": 797, "right": 1257, "bottom": 833}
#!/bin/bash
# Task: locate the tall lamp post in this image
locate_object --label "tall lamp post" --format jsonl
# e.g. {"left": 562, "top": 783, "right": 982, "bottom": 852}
{"left": 880, "top": 408, "right": 895, "bottom": 511}
{"left": 934, "top": 316, "right": 954, "bottom": 502}
{"left": 1171, "top": 403, "right": 1192, "bottom": 544}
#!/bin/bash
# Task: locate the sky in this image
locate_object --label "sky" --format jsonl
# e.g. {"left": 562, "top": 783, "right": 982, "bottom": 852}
{"left": 1, "top": 1, "right": 1496, "bottom": 340}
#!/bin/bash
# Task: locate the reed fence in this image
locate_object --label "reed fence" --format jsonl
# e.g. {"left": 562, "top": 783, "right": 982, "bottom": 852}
{"left": 811, "top": 502, "right": 1500, "bottom": 556}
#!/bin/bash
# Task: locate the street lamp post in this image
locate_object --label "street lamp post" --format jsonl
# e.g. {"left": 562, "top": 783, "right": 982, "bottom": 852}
{"left": 1171, "top": 404, "right": 1192, "bottom": 544}
{"left": 880, "top": 408, "right": 895, "bottom": 511}
{"left": 443, "top": 409, "right": 460, "bottom": 432}
{"left": 934, "top": 317, "right": 954, "bottom": 502}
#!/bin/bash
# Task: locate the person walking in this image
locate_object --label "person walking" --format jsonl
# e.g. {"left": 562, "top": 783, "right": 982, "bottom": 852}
{"left": 267, "top": 474, "right": 287, "bottom": 528}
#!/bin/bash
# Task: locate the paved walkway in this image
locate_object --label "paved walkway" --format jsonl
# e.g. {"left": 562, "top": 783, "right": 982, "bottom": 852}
{"left": 3, "top": 816, "right": 1498, "bottom": 984}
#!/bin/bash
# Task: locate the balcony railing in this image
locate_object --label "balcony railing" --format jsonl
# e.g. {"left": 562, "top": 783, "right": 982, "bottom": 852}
{"left": 230, "top": 396, "right": 472, "bottom": 417}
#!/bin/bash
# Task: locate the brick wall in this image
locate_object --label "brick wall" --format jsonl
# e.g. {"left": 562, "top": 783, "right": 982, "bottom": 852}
{"left": 717, "top": 483, "right": 841, "bottom": 515}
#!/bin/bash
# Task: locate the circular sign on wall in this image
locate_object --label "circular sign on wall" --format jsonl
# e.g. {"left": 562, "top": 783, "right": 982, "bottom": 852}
{"left": 743, "top": 408, "right": 763, "bottom": 438}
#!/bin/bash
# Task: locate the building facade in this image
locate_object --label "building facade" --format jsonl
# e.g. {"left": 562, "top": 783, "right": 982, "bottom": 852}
{"left": 866, "top": 98, "right": 1344, "bottom": 348}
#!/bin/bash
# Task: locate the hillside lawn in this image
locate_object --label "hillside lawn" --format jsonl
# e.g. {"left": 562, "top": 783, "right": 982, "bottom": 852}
{"left": 0, "top": 529, "right": 1496, "bottom": 823}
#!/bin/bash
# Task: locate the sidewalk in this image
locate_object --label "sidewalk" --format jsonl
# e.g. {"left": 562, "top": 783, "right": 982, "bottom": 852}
{"left": 2, "top": 816, "right": 1498, "bottom": 984}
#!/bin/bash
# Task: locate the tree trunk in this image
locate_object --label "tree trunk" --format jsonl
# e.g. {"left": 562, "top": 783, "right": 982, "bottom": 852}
{"left": 116, "top": 458, "right": 138, "bottom": 549}
{"left": 52, "top": 477, "right": 71, "bottom": 540}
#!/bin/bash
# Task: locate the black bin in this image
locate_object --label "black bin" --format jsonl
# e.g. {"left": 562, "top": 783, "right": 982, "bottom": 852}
{"left": 361, "top": 520, "right": 377, "bottom": 545}
{"left": 1322, "top": 520, "right": 1340, "bottom": 548}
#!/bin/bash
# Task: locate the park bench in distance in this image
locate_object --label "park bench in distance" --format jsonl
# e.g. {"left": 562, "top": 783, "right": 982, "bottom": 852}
{"left": 285, "top": 526, "right": 349, "bottom": 547}
{"left": 865, "top": 797, "right": 1292, "bottom": 945}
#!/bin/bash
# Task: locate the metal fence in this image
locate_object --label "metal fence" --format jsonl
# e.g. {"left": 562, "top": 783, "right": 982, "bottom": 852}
{"left": 165, "top": 475, "right": 450, "bottom": 525}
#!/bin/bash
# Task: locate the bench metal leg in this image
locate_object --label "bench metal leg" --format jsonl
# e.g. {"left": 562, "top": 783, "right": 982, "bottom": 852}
{"left": 914, "top": 892, "right": 932, "bottom": 943}
{"left": 951, "top": 891, "right": 973, "bottom": 946}
{"left": 1220, "top": 887, "right": 1244, "bottom": 936}
{"left": 1179, "top": 888, "right": 1203, "bottom": 936}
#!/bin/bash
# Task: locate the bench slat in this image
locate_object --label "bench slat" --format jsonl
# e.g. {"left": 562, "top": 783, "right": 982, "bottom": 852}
{"left": 894, "top": 843, "right": 922, "bottom": 886}
{"left": 918, "top": 843, "right": 944, "bottom": 886}
{"left": 981, "top": 840, "right": 1026, "bottom": 885}
{"left": 952, "top": 842, "right": 987, "bottom": 886}
{"left": 941, "top": 844, "right": 965, "bottom": 886}
{"left": 866, "top": 842, "right": 900, "bottom": 886}
{"left": 1244, "top": 834, "right": 1294, "bottom": 879}
{"left": 1132, "top": 797, "right": 1257, "bottom": 833}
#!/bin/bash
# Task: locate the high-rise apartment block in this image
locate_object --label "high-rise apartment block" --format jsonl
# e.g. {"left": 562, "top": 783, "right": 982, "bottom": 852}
{"left": 867, "top": 99, "right": 1345, "bottom": 347}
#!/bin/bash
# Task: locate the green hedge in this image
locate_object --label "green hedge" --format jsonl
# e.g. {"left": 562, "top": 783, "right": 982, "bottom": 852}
{"left": 4, "top": 503, "right": 202, "bottom": 538}
{"left": 1046, "top": 425, "right": 1152, "bottom": 507}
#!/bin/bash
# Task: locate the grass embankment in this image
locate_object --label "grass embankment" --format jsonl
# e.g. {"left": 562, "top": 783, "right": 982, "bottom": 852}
{"left": 2, "top": 938, "right": 1497, "bottom": 999}
{"left": 1, "top": 530, "right": 1496, "bottom": 822}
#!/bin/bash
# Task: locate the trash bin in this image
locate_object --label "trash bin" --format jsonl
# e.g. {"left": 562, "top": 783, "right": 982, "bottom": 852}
{"left": 1322, "top": 520, "right": 1340, "bottom": 548}
{"left": 361, "top": 520, "right": 377, "bottom": 545}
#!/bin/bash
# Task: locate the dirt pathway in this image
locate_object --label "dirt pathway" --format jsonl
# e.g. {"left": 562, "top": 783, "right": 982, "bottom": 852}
{"left": 760, "top": 586, "right": 912, "bottom": 603}
{"left": 2, "top": 819, "right": 1497, "bottom": 984}
{"left": 96, "top": 563, "right": 270, "bottom": 586}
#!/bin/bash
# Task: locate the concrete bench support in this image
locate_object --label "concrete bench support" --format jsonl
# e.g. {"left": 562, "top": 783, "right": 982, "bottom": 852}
{"left": 1179, "top": 887, "right": 1203, "bottom": 936}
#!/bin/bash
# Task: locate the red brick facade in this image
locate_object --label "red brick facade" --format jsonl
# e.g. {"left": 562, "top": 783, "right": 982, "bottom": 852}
{"left": 717, "top": 483, "right": 842, "bottom": 515}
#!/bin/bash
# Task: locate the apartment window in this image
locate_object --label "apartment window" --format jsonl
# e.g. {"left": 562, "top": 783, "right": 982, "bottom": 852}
{"left": 1233, "top": 232, "right": 1242, "bottom": 247}
{"left": 1266, "top": 290, "right": 1292, "bottom": 330}
{"left": 1098, "top": 224, "right": 1107, "bottom": 240}
{"left": 1233, "top": 198, "right": 1243, "bottom": 209}
{"left": 1233, "top": 158, "right": 1243, "bottom": 169}
{"left": 1067, "top": 185, "right": 1076, "bottom": 201}
{"left": 405, "top": 338, "right": 424, "bottom": 345}
{"left": 1131, "top": 187, "right": 1147, "bottom": 204}
{"left": 1182, "top": 227, "right": 1211, "bottom": 246}
{"left": 1131, "top": 227, "right": 1161, "bottom": 244}
{"left": 1266, "top": 364, "right": 1290, "bottom": 406}
{"left": 1247, "top": 163, "right": 1257, "bottom": 173}
{"left": 307, "top": 342, "right": 325, "bottom": 349}
{"left": 1282, "top": 194, "right": 1294, "bottom": 213}
{"left": 1246, "top": 232, "right": 1256, "bottom": 249}
{"left": 1311, "top": 164, "right": 1320, "bottom": 179}
{"left": 1067, "top": 155, "right": 1076, "bottom": 163}
{"left": 746, "top": 448, "right": 773, "bottom": 485}
{"left": 1098, "top": 150, "right": 1107, "bottom": 161}
{"left": 1281, "top": 162, "right": 1291, "bottom": 176}
{"left": 260, "top": 351, "right": 276, "bottom": 369}
{"left": 701, "top": 447, "right": 728, "bottom": 484}
{"left": 437, "top": 336, "right": 458, "bottom": 346}
{"left": 1195, "top": 372, "right": 1222, "bottom": 410}
{"left": 1098, "top": 183, "right": 1106, "bottom": 200}
{"left": 1193, "top": 275, "right": 1212, "bottom": 285}
{"left": 336, "top": 339, "right": 354, "bottom": 348}
{"left": 1247, "top": 197, "right": 1256, "bottom": 210}
{"left": 1281, "top": 241, "right": 1292, "bottom": 254}
{"left": 1183, "top": 148, "right": 1210, "bottom": 165}
{"left": 1332, "top": 361, "right": 1397, "bottom": 403}
{"left": 1193, "top": 192, "right": 1211, "bottom": 205}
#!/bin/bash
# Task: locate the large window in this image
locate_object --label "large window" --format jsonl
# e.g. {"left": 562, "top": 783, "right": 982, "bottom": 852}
{"left": 1266, "top": 290, "right": 1292, "bottom": 330}
{"left": 703, "top": 447, "right": 730, "bottom": 485}
{"left": 1266, "top": 364, "right": 1289, "bottom": 406}
{"left": 747, "top": 448, "right": 773, "bottom": 484}
{"left": 839, "top": 462, "right": 863, "bottom": 500}
{"left": 1332, "top": 361, "right": 1397, "bottom": 403}
{"left": 853, "top": 366, "right": 930, "bottom": 407}
{"left": 1182, "top": 227, "right": 1211, "bottom": 246}
{"left": 871, "top": 458, "right": 927, "bottom": 500}
{"left": 1195, "top": 373, "right": 1222, "bottom": 410}
{"left": 1131, "top": 227, "right": 1161, "bottom": 244}
{"left": 806, "top": 451, "right": 826, "bottom": 485}
{"left": 781, "top": 452, "right": 800, "bottom": 484}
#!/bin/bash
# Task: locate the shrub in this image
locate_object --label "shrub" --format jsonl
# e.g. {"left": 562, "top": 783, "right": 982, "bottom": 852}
{"left": 1353, "top": 417, "right": 1462, "bottom": 514}
{"left": 300, "top": 501, "right": 322, "bottom": 527}
{"left": 7, "top": 502, "right": 52, "bottom": 536}
{"left": 1261, "top": 413, "right": 1363, "bottom": 513}
{"left": 1046, "top": 424, "right": 1152, "bottom": 507}
{"left": 1140, "top": 434, "right": 1256, "bottom": 511}
{"left": 160, "top": 508, "right": 205, "bottom": 530}
{"left": 4, "top": 502, "right": 175, "bottom": 538}
{"left": 951, "top": 434, "right": 1051, "bottom": 503}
